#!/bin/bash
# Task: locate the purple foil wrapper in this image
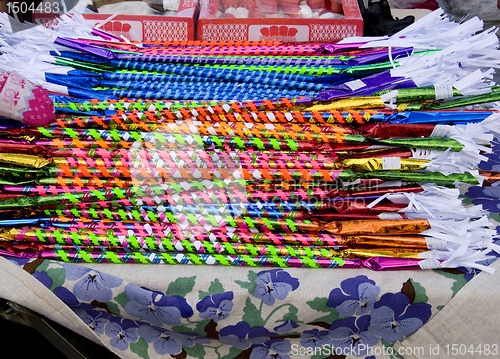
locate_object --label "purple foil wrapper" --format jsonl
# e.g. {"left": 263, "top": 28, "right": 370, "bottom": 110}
{"left": 115, "top": 53, "right": 344, "bottom": 66}
{"left": 363, "top": 257, "right": 424, "bottom": 271}
{"left": 356, "top": 79, "right": 416, "bottom": 96}
{"left": 294, "top": 97, "right": 314, "bottom": 107}
{"left": 91, "top": 28, "right": 124, "bottom": 42}
{"left": 316, "top": 43, "right": 369, "bottom": 54}
{"left": 314, "top": 70, "right": 409, "bottom": 102}
{"left": 55, "top": 37, "right": 117, "bottom": 60}
{"left": 345, "top": 47, "right": 413, "bottom": 66}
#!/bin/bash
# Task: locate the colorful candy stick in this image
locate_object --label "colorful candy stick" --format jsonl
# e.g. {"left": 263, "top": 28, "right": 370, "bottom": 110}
{"left": 40, "top": 250, "right": 362, "bottom": 268}
{"left": 0, "top": 237, "right": 425, "bottom": 259}
{"left": 0, "top": 227, "right": 347, "bottom": 257}
{"left": 0, "top": 163, "right": 481, "bottom": 185}
{"left": 97, "top": 79, "right": 330, "bottom": 91}
{"left": 55, "top": 97, "right": 302, "bottom": 113}
{"left": 112, "top": 44, "right": 321, "bottom": 57}
{"left": 0, "top": 220, "right": 435, "bottom": 248}
{"left": 21, "top": 127, "right": 467, "bottom": 152}
{"left": 103, "top": 88, "right": 317, "bottom": 101}
{"left": 104, "top": 60, "right": 321, "bottom": 83}
{"left": 141, "top": 40, "right": 282, "bottom": 47}
{"left": 50, "top": 110, "right": 378, "bottom": 129}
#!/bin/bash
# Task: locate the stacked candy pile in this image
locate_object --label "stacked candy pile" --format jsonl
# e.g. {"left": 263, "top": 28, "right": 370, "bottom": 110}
{"left": 0, "top": 9, "right": 499, "bottom": 272}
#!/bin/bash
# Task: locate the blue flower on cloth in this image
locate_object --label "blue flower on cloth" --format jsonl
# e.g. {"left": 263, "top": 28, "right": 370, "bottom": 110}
{"left": 196, "top": 291, "right": 234, "bottom": 322}
{"left": 138, "top": 325, "right": 185, "bottom": 355}
{"left": 76, "top": 309, "right": 108, "bottom": 335}
{"left": 124, "top": 283, "right": 193, "bottom": 326}
{"left": 478, "top": 142, "right": 500, "bottom": 171}
{"left": 253, "top": 269, "right": 299, "bottom": 306}
{"left": 54, "top": 286, "right": 96, "bottom": 311}
{"left": 329, "top": 316, "right": 379, "bottom": 357}
{"left": 105, "top": 318, "right": 139, "bottom": 351}
{"left": 32, "top": 270, "right": 53, "bottom": 290}
{"left": 63, "top": 263, "right": 123, "bottom": 302}
{"left": 274, "top": 320, "right": 299, "bottom": 334}
{"left": 300, "top": 328, "right": 332, "bottom": 350}
{"left": 219, "top": 321, "right": 254, "bottom": 350}
{"left": 368, "top": 292, "right": 432, "bottom": 344}
{"left": 465, "top": 186, "right": 500, "bottom": 213}
{"left": 250, "top": 338, "right": 292, "bottom": 359}
{"left": 173, "top": 332, "right": 212, "bottom": 347}
{"left": 327, "top": 275, "right": 380, "bottom": 317}
{"left": 219, "top": 322, "right": 276, "bottom": 350}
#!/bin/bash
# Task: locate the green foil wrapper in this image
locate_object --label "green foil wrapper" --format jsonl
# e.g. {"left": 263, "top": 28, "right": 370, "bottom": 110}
{"left": 376, "top": 137, "right": 464, "bottom": 152}
{"left": 373, "top": 86, "right": 462, "bottom": 103}
{"left": 398, "top": 88, "right": 500, "bottom": 110}
{"left": 363, "top": 170, "right": 479, "bottom": 185}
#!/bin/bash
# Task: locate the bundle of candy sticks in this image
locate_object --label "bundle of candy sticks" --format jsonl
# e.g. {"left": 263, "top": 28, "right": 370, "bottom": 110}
{"left": 0, "top": 9, "right": 499, "bottom": 272}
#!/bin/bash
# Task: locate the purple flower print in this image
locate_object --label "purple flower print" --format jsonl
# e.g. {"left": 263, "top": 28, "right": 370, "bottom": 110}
{"left": 300, "top": 328, "right": 332, "bottom": 350}
{"left": 465, "top": 186, "right": 500, "bottom": 213}
{"left": 219, "top": 322, "right": 275, "bottom": 350}
{"left": 124, "top": 283, "right": 193, "bottom": 326}
{"left": 253, "top": 269, "right": 299, "bottom": 306}
{"left": 327, "top": 275, "right": 380, "bottom": 317}
{"left": 138, "top": 325, "right": 183, "bottom": 355}
{"left": 105, "top": 318, "right": 139, "bottom": 351}
{"left": 329, "top": 316, "right": 379, "bottom": 357}
{"left": 76, "top": 309, "right": 110, "bottom": 335}
{"left": 63, "top": 263, "right": 122, "bottom": 302}
{"left": 250, "top": 338, "right": 292, "bottom": 359}
{"left": 274, "top": 320, "right": 299, "bottom": 334}
{"left": 196, "top": 291, "right": 234, "bottom": 322}
{"left": 368, "top": 292, "right": 431, "bottom": 344}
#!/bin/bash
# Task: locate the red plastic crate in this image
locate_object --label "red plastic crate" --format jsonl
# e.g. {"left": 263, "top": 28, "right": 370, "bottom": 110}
{"left": 197, "top": 0, "right": 363, "bottom": 42}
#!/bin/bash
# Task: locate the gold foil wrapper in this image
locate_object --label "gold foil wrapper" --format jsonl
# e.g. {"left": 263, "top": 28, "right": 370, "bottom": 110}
{"left": 323, "top": 219, "right": 431, "bottom": 235}
{"left": 304, "top": 97, "right": 386, "bottom": 112}
{"left": 0, "top": 153, "right": 50, "bottom": 168}
{"left": 339, "top": 235, "right": 429, "bottom": 248}
{"left": 0, "top": 227, "right": 33, "bottom": 241}
{"left": 336, "top": 158, "right": 429, "bottom": 171}
{"left": 341, "top": 248, "right": 423, "bottom": 259}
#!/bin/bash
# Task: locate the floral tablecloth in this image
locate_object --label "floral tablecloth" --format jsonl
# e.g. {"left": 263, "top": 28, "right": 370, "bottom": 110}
{"left": 0, "top": 255, "right": 490, "bottom": 359}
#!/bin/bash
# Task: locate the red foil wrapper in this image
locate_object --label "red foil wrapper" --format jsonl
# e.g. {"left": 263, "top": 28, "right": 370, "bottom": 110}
{"left": 358, "top": 123, "right": 436, "bottom": 139}
{"left": 337, "top": 186, "right": 424, "bottom": 198}
{"left": 0, "top": 140, "right": 48, "bottom": 155}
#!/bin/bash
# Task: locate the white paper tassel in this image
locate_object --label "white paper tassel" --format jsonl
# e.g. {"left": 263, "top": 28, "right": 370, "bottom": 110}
{"left": 367, "top": 184, "right": 487, "bottom": 221}
{"left": 411, "top": 148, "right": 488, "bottom": 175}
{"left": 479, "top": 111, "right": 500, "bottom": 135}
{"left": 339, "top": 9, "right": 499, "bottom": 97}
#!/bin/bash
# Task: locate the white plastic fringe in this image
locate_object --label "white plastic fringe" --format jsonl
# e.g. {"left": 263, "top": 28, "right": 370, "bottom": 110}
{"left": 367, "top": 184, "right": 486, "bottom": 221}
{"left": 339, "top": 9, "right": 499, "bottom": 99}
{"left": 404, "top": 121, "right": 494, "bottom": 177}
{"left": 479, "top": 111, "right": 500, "bottom": 136}
{"left": 418, "top": 217, "right": 499, "bottom": 273}
{"left": 367, "top": 185, "right": 497, "bottom": 272}
{"left": 0, "top": 11, "right": 97, "bottom": 87}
